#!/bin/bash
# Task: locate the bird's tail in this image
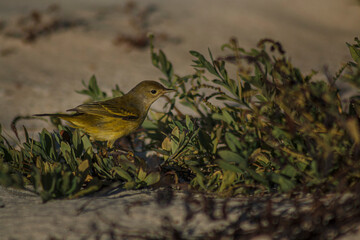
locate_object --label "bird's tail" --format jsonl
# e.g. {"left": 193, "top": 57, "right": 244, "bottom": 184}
{"left": 34, "top": 113, "right": 82, "bottom": 129}
{"left": 34, "top": 113, "right": 70, "bottom": 118}
{"left": 33, "top": 113, "right": 82, "bottom": 123}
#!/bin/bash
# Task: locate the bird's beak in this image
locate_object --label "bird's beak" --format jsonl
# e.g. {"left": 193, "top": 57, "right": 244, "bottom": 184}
{"left": 164, "top": 88, "right": 176, "bottom": 93}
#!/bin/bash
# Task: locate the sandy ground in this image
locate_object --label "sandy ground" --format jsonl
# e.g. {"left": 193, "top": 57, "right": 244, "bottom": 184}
{"left": 1, "top": 186, "right": 360, "bottom": 240}
{"left": 1, "top": 0, "right": 360, "bottom": 239}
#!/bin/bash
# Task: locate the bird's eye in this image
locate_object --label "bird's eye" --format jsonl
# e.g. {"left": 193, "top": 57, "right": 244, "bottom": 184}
{"left": 151, "top": 89, "right": 157, "bottom": 94}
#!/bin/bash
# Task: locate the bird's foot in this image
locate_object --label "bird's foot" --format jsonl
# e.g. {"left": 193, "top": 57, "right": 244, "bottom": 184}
{"left": 109, "top": 147, "right": 134, "bottom": 159}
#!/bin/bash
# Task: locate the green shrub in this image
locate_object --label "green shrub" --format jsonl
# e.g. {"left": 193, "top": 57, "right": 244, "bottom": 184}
{"left": 0, "top": 37, "right": 359, "bottom": 200}
{"left": 146, "top": 36, "right": 360, "bottom": 195}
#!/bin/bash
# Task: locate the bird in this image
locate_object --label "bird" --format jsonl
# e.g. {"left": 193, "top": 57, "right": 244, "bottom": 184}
{"left": 35, "top": 80, "right": 175, "bottom": 148}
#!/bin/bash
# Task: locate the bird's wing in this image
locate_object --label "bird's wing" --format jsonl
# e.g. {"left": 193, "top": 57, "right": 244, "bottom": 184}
{"left": 67, "top": 98, "right": 140, "bottom": 120}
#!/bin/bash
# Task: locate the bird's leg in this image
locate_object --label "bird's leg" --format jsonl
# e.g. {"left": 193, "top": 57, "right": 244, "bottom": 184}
{"left": 126, "top": 135, "right": 136, "bottom": 152}
{"left": 106, "top": 139, "right": 118, "bottom": 155}
{"left": 108, "top": 139, "right": 135, "bottom": 165}
{"left": 124, "top": 135, "right": 135, "bottom": 159}
{"left": 93, "top": 141, "right": 108, "bottom": 157}
{"left": 107, "top": 139, "right": 116, "bottom": 150}
{"left": 89, "top": 137, "right": 108, "bottom": 157}
{"left": 109, "top": 137, "right": 135, "bottom": 158}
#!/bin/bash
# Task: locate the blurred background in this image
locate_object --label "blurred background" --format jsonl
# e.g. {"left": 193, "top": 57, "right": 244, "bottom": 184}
{"left": 0, "top": 0, "right": 359, "bottom": 141}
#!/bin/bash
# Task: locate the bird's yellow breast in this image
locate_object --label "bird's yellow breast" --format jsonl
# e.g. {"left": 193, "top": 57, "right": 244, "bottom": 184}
{"left": 59, "top": 113, "right": 144, "bottom": 142}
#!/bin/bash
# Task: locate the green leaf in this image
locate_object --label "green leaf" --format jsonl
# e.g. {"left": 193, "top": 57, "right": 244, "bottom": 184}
{"left": 142, "top": 119, "right": 158, "bottom": 130}
{"left": 89, "top": 75, "right": 101, "bottom": 97}
{"left": 144, "top": 172, "right": 160, "bottom": 186}
{"left": 173, "top": 120, "right": 185, "bottom": 132}
{"left": 219, "top": 170, "right": 237, "bottom": 192}
{"left": 60, "top": 142, "right": 77, "bottom": 171}
{"left": 218, "top": 150, "right": 247, "bottom": 168}
{"left": 222, "top": 109, "right": 234, "bottom": 125}
{"left": 347, "top": 43, "right": 360, "bottom": 64}
{"left": 60, "top": 141, "right": 71, "bottom": 154}
{"left": 198, "top": 130, "right": 212, "bottom": 152}
{"left": 190, "top": 50, "right": 218, "bottom": 76}
{"left": 185, "top": 115, "right": 194, "bottom": 131}
{"left": 137, "top": 168, "right": 147, "bottom": 181}
{"left": 216, "top": 159, "right": 243, "bottom": 173}
{"left": 189, "top": 50, "right": 202, "bottom": 58}
{"left": 281, "top": 164, "right": 298, "bottom": 178}
{"left": 76, "top": 75, "right": 106, "bottom": 101}
{"left": 124, "top": 181, "right": 137, "bottom": 189}
{"left": 225, "top": 132, "right": 242, "bottom": 152}
{"left": 112, "top": 167, "right": 133, "bottom": 182}
{"left": 24, "top": 141, "right": 50, "bottom": 161}
{"left": 270, "top": 173, "right": 295, "bottom": 192}
{"left": 70, "top": 180, "right": 102, "bottom": 199}
{"left": 81, "top": 135, "right": 93, "bottom": 151}
{"left": 195, "top": 173, "right": 206, "bottom": 190}
{"left": 255, "top": 94, "right": 268, "bottom": 102}
{"left": 246, "top": 169, "right": 268, "bottom": 186}
{"left": 78, "top": 160, "right": 90, "bottom": 173}
{"left": 346, "top": 118, "right": 360, "bottom": 143}
{"left": 40, "top": 129, "right": 55, "bottom": 160}
{"left": 72, "top": 129, "right": 83, "bottom": 156}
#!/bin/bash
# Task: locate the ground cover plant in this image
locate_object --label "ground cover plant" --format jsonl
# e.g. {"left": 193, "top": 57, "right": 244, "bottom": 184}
{"left": 1, "top": 36, "right": 360, "bottom": 199}
{"left": 0, "top": 36, "right": 360, "bottom": 238}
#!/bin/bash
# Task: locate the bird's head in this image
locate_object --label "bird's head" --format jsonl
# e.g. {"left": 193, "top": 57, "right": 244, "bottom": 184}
{"left": 128, "top": 80, "right": 175, "bottom": 110}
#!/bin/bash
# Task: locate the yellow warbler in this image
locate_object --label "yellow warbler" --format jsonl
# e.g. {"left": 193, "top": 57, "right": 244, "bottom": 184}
{"left": 36, "top": 80, "right": 175, "bottom": 147}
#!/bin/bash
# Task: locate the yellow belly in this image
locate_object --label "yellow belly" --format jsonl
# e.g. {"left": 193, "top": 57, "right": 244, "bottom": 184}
{"left": 59, "top": 113, "right": 142, "bottom": 143}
